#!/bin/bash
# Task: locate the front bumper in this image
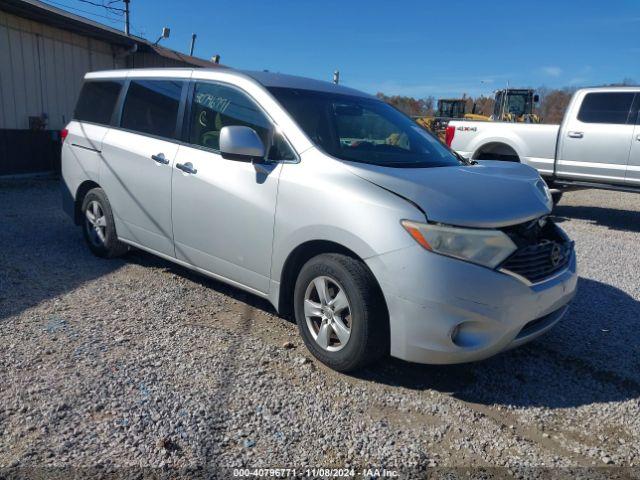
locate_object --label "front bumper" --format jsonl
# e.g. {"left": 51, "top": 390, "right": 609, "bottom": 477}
{"left": 366, "top": 243, "right": 577, "bottom": 364}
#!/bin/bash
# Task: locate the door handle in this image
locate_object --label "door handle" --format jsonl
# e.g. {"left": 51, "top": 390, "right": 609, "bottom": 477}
{"left": 567, "top": 131, "right": 583, "bottom": 139}
{"left": 636, "top": 134, "right": 640, "bottom": 142}
{"left": 151, "top": 153, "right": 169, "bottom": 164}
{"left": 176, "top": 162, "right": 197, "bottom": 174}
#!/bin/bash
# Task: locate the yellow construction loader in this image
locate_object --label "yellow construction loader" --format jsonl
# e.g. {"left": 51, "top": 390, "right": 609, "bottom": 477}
{"left": 491, "top": 89, "right": 541, "bottom": 123}
{"left": 414, "top": 89, "right": 541, "bottom": 139}
{"left": 414, "top": 99, "right": 467, "bottom": 139}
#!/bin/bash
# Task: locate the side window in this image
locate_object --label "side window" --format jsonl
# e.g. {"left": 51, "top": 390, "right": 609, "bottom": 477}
{"left": 577, "top": 92, "right": 635, "bottom": 125}
{"left": 189, "top": 82, "right": 270, "bottom": 151}
{"left": 268, "top": 132, "right": 297, "bottom": 161}
{"left": 121, "top": 79, "right": 183, "bottom": 138}
{"left": 74, "top": 80, "right": 123, "bottom": 125}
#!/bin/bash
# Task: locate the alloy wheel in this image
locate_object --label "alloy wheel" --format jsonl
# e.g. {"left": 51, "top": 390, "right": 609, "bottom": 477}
{"left": 85, "top": 200, "right": 107, "bottom": 247}
{"left": 303, "top": 276, "right": 352, "bottom": 352}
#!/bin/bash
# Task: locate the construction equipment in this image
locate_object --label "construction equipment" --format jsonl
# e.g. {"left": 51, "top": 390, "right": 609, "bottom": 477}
{"left": 437, "top": 98, "right": 467, "bottom": 119}
{"left": 415, "top": 98, "right": 468, "bottom": 139}
{"left": 414, "top": 89, "right": 541, "bottom": 140}
{"left": 491, "top": 88, "right": 541, "bottom": 123}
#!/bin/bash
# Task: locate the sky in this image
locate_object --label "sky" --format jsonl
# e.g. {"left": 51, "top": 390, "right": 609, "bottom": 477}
{"left": 44, "top": 0, "right": 640, "bottom": 99}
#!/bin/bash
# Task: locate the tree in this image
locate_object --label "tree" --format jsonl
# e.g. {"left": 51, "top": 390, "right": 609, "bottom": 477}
{"left": 539, "top": 89, "right": 573, "bottom": 124}
{"left": 421, "top": 96, "right": 435, "bottom": 116}
{"left": 470, "top": 95, "right": 495, "bottom": 116}
{"left": 376, "top": 93, "right": 433, "bottom": 117}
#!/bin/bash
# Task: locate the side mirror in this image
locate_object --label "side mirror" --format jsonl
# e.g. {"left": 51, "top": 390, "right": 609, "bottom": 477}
{"left": 533, "top": 94, "right": 540, "bottom": 103}
{"left": 219, "top": 126, "right": 265, "bottom": 162}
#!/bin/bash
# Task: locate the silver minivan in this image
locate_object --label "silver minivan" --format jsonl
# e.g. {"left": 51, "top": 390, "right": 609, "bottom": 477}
{"left": 62, "top": 68, "right": 577, "bottom": 372}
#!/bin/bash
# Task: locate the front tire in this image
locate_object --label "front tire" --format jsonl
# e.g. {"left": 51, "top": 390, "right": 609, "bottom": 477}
{"left": 81, "top": 188, "right": 128, "bottom": 258}
{"left": 551, "top": 191, "right": 563, "bottom": 206}
{"left": 293, "top": 253, "right": 388, "bottom": 372}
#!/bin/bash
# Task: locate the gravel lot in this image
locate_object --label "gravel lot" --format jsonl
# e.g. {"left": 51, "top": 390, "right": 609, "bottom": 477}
{"left": 0, "top": 177, "right": 639, "bottom": 476}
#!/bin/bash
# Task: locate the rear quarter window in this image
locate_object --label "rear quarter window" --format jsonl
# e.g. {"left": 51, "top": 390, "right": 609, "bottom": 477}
{"left": 74, "top": 80, "right": 123, "bottom": 125}
{"left": 577, "top": 92, "right": 635, "bottom": 125}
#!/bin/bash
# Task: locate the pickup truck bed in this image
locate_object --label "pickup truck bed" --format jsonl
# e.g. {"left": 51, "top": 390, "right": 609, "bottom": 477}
{"left": 450, "top": 122, "right": 560, "bottom": 176}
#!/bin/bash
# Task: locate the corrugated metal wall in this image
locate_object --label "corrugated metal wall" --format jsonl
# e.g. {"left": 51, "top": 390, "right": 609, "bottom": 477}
{"left": 0, "top": 10, "right": 125, "bottom": 131}
{"left": 0, "top": 8, "right": 206, "bottom": 174}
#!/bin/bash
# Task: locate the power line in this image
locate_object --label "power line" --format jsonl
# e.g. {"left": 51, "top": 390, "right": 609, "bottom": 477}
{"left": 41, "top": 0, "right": 125, "bottom": 23}
{"left": 78, "top": 0, "right": 125, "bottom": 13}
{"left": 41, "top": 0, "right": 146, "bottom": 38}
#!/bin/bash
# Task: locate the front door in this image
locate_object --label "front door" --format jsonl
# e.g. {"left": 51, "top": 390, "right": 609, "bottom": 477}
{"left": 556, "top": 91, "right": 636, "bottom": 184}
{"left": 171, "top": 81, "right": 287, "bottom": 294}
{"left": 100, "top": 78, "right": 185, "bottom": 257}
{"left": 626, "top": 96, "right": 640, "bottom": 185}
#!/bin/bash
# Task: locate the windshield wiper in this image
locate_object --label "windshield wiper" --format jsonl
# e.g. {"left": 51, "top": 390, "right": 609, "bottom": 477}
{"left": 453, "top": 151, "right": 477, "bottom": 165}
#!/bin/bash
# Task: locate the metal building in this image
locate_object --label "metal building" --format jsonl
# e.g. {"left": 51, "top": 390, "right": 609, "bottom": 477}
{"left": 0, "top": 0, "right": 220, "bottom": 175}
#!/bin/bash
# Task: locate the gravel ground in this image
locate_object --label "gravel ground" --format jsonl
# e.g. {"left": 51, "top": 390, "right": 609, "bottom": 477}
{"left": 0, "top": 177, "right": 639, "bottom": 476}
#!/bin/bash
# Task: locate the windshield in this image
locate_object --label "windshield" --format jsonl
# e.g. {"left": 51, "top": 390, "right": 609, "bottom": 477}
{"left": 494, "top": 91, "right": 532, "bottom": 118}
{"left": 268, "top": 87, "right": 461, "bottom": 168}
{"left": 438, "top": 101, "right": 465, "bottom": 118}
{"left": 507, "top": 94, "right": 526, "bottom": 116}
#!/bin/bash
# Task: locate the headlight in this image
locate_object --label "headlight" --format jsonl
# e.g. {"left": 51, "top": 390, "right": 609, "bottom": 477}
{"left": 401, "top": 220, "right": 517, "bottom": 268}
{"left": 536, "top": 179, "right": 553, "bottom": 209}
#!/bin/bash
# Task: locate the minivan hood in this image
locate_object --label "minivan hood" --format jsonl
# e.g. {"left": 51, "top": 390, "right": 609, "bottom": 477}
{"left": 345, "top": 160, "right": 551, "bottom": 228}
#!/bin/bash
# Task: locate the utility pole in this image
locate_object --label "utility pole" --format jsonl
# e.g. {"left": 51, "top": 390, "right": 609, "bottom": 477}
{"left": 189, "top": 33, "right": 197, "bottom": 56}
{"left": 123, "top": 0, "right": 130, "bottom": 35}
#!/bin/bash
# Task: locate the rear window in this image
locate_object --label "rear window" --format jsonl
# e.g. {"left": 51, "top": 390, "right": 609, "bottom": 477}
{"left": 121, "top": 79, "right": 183, "bottom": 139}
{"left": 577, "top": 92, "right": 635, "bottom": 124}
{"left": 74, "top": 80, "right": 123, "bottom": 125}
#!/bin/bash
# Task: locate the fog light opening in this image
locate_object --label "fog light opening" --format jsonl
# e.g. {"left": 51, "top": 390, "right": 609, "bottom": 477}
{"left": 450, "top": 321, "right": 491, "bottom": 349}
{"left": 450, "top": 324, "right": 461, "bottom": 344}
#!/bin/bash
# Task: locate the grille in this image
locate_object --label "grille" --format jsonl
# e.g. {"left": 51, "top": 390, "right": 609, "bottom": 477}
{"left": 501, "top": 239, "right": 573, "bottom": 284}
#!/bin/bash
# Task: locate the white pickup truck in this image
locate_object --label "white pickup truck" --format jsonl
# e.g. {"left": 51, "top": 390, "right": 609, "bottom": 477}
{"left": 447, "top": 87, "right": 640, "bottom": 200}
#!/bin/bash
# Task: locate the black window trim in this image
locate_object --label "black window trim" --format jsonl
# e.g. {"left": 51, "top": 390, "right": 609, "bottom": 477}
{"left": 577, "top": 91, "right": 637, "bottom": 126}
{"left": 181, "top": 78, "right": 300, "bottom": 164}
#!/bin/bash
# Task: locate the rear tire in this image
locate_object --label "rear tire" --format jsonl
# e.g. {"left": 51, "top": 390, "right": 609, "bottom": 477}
{"left": 293, "top": 253, "right": 388, "bottom": 372}
{"left": 81, "top": 188, "right": 129, "bottom": 258}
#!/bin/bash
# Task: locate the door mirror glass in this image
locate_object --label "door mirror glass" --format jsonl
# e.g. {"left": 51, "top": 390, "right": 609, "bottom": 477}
{"left": 219, "top": 126, "right": 265, "bottom": 162}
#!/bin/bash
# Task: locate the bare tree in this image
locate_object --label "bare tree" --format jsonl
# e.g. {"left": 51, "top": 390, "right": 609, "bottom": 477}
{"left": 377, "top": 78, "right": 636, "bottom": 124}
{"left": 539, "top": 89, "right": 574, "bottom": 124}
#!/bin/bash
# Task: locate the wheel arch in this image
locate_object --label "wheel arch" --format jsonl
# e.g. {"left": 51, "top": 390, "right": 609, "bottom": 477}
{"left": 276, "top": 240, "right": 388, "bottom": 322}
{"left": 472, "top": 141, "right": 521, "bottom": 162}
{"left": 74, "top": 180, "right": 101, "bottom": 225}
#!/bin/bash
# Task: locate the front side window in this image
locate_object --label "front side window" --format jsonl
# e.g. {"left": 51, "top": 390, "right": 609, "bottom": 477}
{"left": 269, "top": 87, "right": 460, "bottom": 168}
{"left": 74, "top": 80, "right": 123, "bottom": 125}
{"left": 189, "top": 82, "right": 271, "bottom": 151}
{"left": 121, "top": 79, "right": 183, "bottom": 138}
{"left": 577, "top": 92, "right": 635, "bottom": 125}
{"left": 268, "top": 132, "right": 297, "bottom": 161}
